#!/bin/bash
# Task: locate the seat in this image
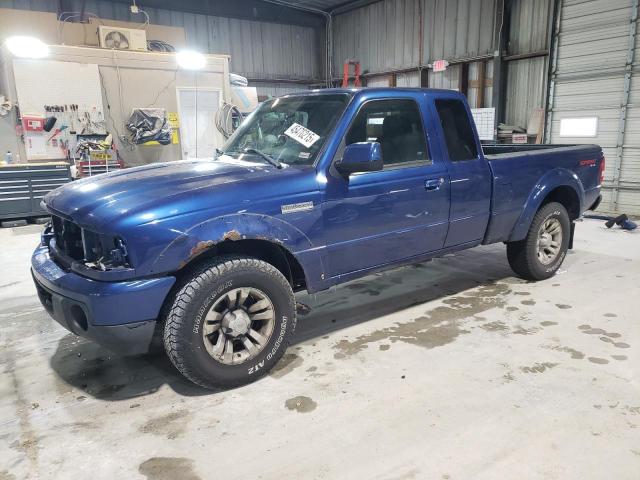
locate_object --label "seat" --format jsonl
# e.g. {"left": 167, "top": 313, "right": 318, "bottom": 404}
{"left": 382, "top": 114, "right": 422, "bottom": 165}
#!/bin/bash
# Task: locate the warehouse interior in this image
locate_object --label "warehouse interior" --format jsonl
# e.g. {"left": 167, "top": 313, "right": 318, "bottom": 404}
{"left": 0, "top": 0, "right": 638, "bottom": 479}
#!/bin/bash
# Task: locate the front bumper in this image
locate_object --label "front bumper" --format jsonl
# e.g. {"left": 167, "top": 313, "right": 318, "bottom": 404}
{"left": 31, "top": 244, "right": 176, "bottom": 355}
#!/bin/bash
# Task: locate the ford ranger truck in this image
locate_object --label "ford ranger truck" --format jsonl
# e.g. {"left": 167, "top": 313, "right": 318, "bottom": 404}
{"left": 31, "top": 88, "right": 604, "bottom": 388}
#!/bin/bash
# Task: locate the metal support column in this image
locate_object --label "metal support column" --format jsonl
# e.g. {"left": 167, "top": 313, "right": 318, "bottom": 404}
{"left": 477, "top": 60, "right": 487, "bottom": 108}
{"left": 610, "top": 0, "right": 639, "bottom": 210}
{"left": 544, "top": 0, "right": 562, "bottom": 144}
{"left": 492, "top": 0, "right": 508, "bottom": 129}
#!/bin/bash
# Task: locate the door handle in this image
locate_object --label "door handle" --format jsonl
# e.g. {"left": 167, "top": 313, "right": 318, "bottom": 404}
{"left": 425, "top": 177, "right": 444, "bottom": 191}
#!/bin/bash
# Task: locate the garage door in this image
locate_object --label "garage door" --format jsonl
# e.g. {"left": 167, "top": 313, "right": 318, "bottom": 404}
{"left": 547, "top": 0, "right": 640, "bottom": 214}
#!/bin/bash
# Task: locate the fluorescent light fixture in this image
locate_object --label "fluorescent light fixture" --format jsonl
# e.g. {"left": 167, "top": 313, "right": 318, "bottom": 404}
{"left": 559, "top": 117, "right": 598, "bottom": 137}
{"left": 5, "top": 36, "right": 49, "bottom": 58}
{"left": 176, "top": 50, "right": 206, "bottom": 70}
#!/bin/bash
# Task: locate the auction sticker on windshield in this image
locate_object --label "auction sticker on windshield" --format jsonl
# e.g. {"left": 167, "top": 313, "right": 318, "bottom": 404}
{"left": 284, "top": 123, "right": 320, "bottom": 148}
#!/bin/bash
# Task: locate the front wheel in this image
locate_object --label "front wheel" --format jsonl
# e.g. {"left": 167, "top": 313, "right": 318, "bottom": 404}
{"left": 163, "top": 256, "right": 296, "bottom": 389}
{"left": 506, "top": 202, "right": 571, "bottom": 281}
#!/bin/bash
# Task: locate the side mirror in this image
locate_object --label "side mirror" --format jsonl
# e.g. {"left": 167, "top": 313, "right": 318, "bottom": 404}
{"left": 336, "top": 142, "right": 383, "bottom": 176}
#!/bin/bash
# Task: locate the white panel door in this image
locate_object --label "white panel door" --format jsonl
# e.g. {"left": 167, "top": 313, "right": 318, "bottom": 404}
{"left": 176, "top": 87, "right": 222, "bottom": 160}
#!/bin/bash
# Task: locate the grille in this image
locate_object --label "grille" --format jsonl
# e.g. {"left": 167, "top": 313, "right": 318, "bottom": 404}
{"left": 51, "top": 215, "right": 84, "bottom": 261}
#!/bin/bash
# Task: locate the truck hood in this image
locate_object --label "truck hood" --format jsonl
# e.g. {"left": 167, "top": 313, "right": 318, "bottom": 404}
{"left": 44, "top": 159, "right": 290, "bottom": 230}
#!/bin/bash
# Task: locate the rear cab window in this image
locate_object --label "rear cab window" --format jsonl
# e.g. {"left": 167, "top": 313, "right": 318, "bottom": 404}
{"left": 434, "top": 99, "right": 478, "bottom": 162}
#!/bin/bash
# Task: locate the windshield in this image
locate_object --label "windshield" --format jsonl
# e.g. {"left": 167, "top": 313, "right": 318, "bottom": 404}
{"left": 221, "top": 93, "right": 351, "bottom": 167}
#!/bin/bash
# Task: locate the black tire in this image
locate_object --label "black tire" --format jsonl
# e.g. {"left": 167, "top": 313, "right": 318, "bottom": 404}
{"left": 506, "top": 202, "right": 571, "bottom": 281}
{"left": 163, "top": 256, "right": 296, "bottom": 389}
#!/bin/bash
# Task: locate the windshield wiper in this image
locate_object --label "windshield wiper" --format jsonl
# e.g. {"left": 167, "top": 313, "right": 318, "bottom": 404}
{"left": 242, "top": 148, "right": 282, "bottom": 169}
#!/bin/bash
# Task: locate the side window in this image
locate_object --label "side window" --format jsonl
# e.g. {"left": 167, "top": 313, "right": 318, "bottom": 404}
{"left": 434, "top": 99, "right": 478, "bottom": 162}
{"left": 345, "top": 99, "right": 429, "bottom": 167}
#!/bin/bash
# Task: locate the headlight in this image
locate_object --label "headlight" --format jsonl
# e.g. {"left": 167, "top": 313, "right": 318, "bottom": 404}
{"left": 81, "top": 230, "right": 131, "bottom": 271}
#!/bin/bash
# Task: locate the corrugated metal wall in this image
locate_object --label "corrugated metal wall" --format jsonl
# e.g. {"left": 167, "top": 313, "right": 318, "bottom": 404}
{"left": 504, "top": 0, "right": 551, "bottom": 128}
{"left": 0, "top": 0, "right": 323, "bottom": 81}
{"left": 0, "top": 0, "right": 55, "bottom": 10}
{"left": 366, "top": 74, "right": 392, "bottom": 87}
{"left": 509, "top": 0, "right": 550, "bottom": 55}
{"left": 548, "top": 0, "right": 640, "bottom": 214}
{"left": 425, "top": 0, "right": 496, "bottom": 62}
{"left": 333, "top": 0, "right": 550, "bottom": 131}
{"left": 332, "top": 0, "right": 421, "bottom": 74}
{"left": 332, "top": 0, "right": 496, "bottom": 76}
{"left": 396, "top": 70, "right": 420, "bottom": 87}
{"left": 505, "top": 56, "right": 547, "bottom": 127}
{"left": 428, "top": 64, "right": 462, "bottom": 90}
{"left": 252, "top": 82, "right": 310, "bottom": 98}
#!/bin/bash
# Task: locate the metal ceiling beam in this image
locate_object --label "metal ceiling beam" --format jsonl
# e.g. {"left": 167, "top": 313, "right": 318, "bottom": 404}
{"left": 104, "top": 0, "right": 326, "bottom": 27}
{"left": 329, "top": 0, "right": 383, "bottom": 15}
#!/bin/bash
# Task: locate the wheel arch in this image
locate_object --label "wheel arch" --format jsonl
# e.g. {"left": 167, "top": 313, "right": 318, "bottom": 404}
{"left": 508, "top": 169, "right": 584, "bottom": 242}
{"left": 541, "top": 185, "right": 581, "bottom": 221}
{"left": 178, "top": 238, "right": 308, "bottom": 292}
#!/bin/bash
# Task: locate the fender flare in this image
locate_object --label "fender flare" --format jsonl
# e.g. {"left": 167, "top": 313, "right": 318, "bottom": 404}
{"left": 151, "top": 213, "right": 323, "bottom": 279}
{"left": 508, "top": 168, "right": 585, "bottom": 242}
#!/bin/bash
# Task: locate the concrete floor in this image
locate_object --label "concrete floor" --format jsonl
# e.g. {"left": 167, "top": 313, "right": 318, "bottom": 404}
{"left": 0, "top": 218, "right": 638, "bottom": 480}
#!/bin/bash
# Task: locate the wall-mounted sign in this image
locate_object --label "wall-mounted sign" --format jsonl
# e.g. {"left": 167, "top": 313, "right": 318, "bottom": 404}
{"left": 433, "top": 59, "right": 449, "bottom": 72}
{"left": 512, "top": 133, "right": 528, "bottom": 144}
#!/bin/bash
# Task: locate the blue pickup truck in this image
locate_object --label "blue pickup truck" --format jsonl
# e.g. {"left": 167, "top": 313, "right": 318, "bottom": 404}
{"left": 32, "top": 88, "right": 604, "bottom": 388}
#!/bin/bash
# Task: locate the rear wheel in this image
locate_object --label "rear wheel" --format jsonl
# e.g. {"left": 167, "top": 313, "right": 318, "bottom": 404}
{"left": 163, "top": 256, "right": 296, "bottom": 389}
{"left": 507, "top": 202, "right": 570, "bottom": 281}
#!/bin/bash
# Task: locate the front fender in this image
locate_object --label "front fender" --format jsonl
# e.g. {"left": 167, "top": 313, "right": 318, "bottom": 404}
{"left": 509, "top": 168, "right": 585, "bottom": 242}
{"left": 150, "top": 212, "right": 322, "bottom": 279}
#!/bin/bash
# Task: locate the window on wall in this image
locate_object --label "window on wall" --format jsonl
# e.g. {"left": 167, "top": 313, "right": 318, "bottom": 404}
{"left": 345, "top": 99, "right": 429, "bottom": 167}
{"left": 559, "top": 117, "right": 598, "bottom": 137}
{"left": 435, "top": 99, "right": 478, "bottom": 162}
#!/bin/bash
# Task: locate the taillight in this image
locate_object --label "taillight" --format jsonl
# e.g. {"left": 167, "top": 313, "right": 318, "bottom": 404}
{"left": 599, "top": 156, "right": 605, "bottom": 184}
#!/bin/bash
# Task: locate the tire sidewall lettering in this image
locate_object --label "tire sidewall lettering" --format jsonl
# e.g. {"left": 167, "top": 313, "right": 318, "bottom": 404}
{"left": 247, "top": 314, "right": 288, "bottom": 375}
{"left": 192, "top": 280, "right": 233, "bottom": 334}
{"left": 266, "top": 315, "right": 288, "bottom": 362}
{"left": 542, "top": 211, "right": 561, "bottom": 224}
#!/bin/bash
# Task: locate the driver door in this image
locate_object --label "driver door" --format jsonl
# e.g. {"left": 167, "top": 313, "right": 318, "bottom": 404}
{"left": 321, "top": 96, "right": 450, "bottom": 278}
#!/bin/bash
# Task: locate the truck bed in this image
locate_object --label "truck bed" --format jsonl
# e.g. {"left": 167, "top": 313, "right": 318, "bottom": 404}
{"left": 482, "top": 143, "right": 580, "bottom": 156}
{"left": 482, "top": 143, "right": 603, "bottom": 245}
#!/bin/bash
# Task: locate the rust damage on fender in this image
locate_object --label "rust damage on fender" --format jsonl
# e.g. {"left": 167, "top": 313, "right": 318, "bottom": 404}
{"left": 222, "top": 229, "right": 242, "bottom": 241}
{"left": 184, "top": 230, "right": 243, "bottom": 265}
{"left": 188, "top": 240, "right": 216, "bottom": 259}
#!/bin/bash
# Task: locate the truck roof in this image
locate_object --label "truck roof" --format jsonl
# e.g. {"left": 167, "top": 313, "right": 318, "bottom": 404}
{"left": 278, "top": 87, "right": 466, "bottom": 99}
